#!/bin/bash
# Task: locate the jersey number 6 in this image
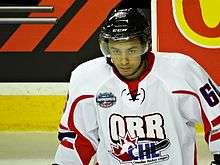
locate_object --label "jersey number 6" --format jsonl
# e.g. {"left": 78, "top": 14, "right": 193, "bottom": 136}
{"left": 199, "top": 79, "right": 220, "bottom": 107}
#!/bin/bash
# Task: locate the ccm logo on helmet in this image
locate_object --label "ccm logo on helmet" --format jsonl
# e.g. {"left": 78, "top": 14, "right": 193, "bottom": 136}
{"left": 113, "top": 29, "right": 128, "bottom": 32}
{"left": 109, "top": 113, "right": 166, "bottom": 143}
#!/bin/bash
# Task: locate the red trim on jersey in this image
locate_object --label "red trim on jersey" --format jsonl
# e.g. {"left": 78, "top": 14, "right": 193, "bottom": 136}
{"left": 59, "top": 124, "right": 68, "bottom": 130}
{"left": 172, "top": 90, "right": 211, "bottom": 143}
{"left": 211, "top": 116, "right": 220, "bottom": 127}
{"left": 61, "top": 140, "right": 74, "bottom": 150}
{"left": 194, "top": 144, "right": 197, "bottom": 165}
{"left": 113, "top": 52, "right": 155, "bottom": 96}
{"left": 210, "top": 132, "right": 220, "bottom": 142}
{"left": 210, "top": 115, "right": 220, "bottom": 142}
{"left": 68, "top": 95, "right": 96, "bottom": 165}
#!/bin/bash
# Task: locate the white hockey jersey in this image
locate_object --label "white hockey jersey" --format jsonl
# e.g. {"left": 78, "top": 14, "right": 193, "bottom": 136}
{"left": 54, "top": 52, "right": 220, "bottom": 165}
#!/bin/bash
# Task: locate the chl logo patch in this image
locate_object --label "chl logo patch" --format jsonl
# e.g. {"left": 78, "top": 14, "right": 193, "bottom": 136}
{"left": 110, "top": 132, "right": 170, "bottom": 164}
{"left": 96, "top": 92, "right": 116, "bottom": 108}
{"left": 109, "top": 113, "right": 170, "bottom": 164}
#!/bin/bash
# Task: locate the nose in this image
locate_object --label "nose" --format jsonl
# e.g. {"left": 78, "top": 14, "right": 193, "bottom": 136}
{"left": 120, "top": 54, "right": 129, "bottom": 65}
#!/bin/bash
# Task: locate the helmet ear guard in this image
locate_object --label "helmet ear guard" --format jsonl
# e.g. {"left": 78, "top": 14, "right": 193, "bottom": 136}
{"left": 99, "top": 36, "right": 111, "bottom": 58}
{"left": 98, "top": 8, "right": 151, "bottom": 58}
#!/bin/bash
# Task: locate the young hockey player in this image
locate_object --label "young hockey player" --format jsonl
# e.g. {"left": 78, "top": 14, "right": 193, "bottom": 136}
{"left": 53, "top": 8, "right": 220, "bottom": 165}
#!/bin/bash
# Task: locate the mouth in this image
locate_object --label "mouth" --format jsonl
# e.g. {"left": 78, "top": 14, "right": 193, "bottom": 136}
{"left": 120, "top": 68, "right": 130, "bottom": 72}
{"left": 120, "top": 67, "right": 130, "bottom": 70}
{"left": 119, "top": 68, "right": 132, "bottom": 74}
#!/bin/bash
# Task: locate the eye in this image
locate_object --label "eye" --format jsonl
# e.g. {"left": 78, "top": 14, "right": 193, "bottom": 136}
{"left": 111, "top": 49, "right": 120, "bottom": 55}
{"left": 128, "top": 49, "right": 137, "bottom": 54}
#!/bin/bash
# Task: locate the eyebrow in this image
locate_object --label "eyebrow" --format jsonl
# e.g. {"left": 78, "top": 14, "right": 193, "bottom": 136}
{"left": 109, "top": 46, "right": 139, "bottom": 50}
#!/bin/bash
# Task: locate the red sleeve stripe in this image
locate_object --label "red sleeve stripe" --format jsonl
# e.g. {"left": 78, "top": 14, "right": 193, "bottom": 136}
{"left": 61, "top": 140, "right": 74, "bottom": 150}
{"left": 194, "top": 144, "right": 197, "bottom": 165}
{"left": 68, "top": 95, "right": 96, "bottom": 165}
{"left": 210, "top": 132, "right": 220, "bottom": 142}
{"left": 59, "top": 124, "right": 69, "bottom": 130}
{"left": 172, "top": 90, "right": 211, "bottom": 143}
{"left": 211, "top": 116, "right": 220, "bottom": 127}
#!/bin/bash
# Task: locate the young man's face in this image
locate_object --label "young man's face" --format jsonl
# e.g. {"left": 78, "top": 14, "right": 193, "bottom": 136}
{"left": 108, "top": 37, "right": 145, "bottom": 80}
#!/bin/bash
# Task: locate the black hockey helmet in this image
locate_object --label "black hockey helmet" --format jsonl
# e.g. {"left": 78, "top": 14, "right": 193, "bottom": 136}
{"left": 99, "top": 8, "right": 151, "bottom": 58}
